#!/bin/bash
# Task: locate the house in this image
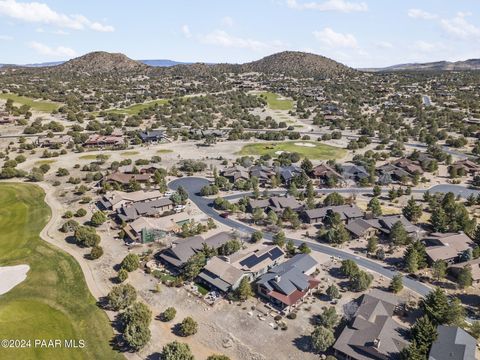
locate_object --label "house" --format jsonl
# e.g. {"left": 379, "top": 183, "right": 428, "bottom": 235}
{"left": 424, "top": 232, "right": 475, "bottom": 264}
{"left": 449, "top": 159, "right": 480, "bottom": 176}
{"left": 249, "top": 165, "right": 276, "bottom": 185}
{"left": 138, "top": 130, "right": 166, "bottom": 143}
{"left": 198, "top": 245, "right": 286, "bottom": 293}
{"left": 197, "top": 257, "right": 246, "bottom": 292}
{"left": 221, "top": 165, "right": 250, "bottom": 183}
{"left": 37, "top": 135, "right": 72, "bottom": 148}
{"left": 256, "top": 254, "right": 319, "bottom": 313}
{"left": 303, "top": 205, "right": 364, "bottom": 224}
{"left": 376, "top": 164, "right": 411, "bottom": 184}
{"left": 392, "top": 158, "right": 424, "bottom": 175}
{"left": 103, "top": 172, "right": 151, "bottom": 186}
{"left": 333, "top": 290, "right": 408, "bottom": 360}
{"left": 116, "top": 197, "right": 174, "bottom": 222}
{"left": 346, "top": 218, "right": 379, "bottom": 240}
{"left": 159, "top": 232, "right": 235, "bottom": 270}
{"left": 99, "top": 190, "right": 164, "bottom": 211}
{"left": 312, "top": 163, "right": 344, "bottom": 186}
{"left": 123, "top": 214, "right": 189, "bottom": 243}
{"left": 428, "top": 326, "right": 477, "bottom": 360}
{"left": 84, "top": 134, "right": 125, "bottom": 148}
{"left": 249, "top": 196, "right": 302, "bottom": 214}
{"left": 449, "top": 258, "right": 480, "bottom": 284}
{"left": 276, "top": 165, "right": 303, "bottom": 184}
{"left": 342, "top": 164, "right": 370, "bottom": 184}
{"left": 366, "top": 215, "right": 425, "bottom": 240}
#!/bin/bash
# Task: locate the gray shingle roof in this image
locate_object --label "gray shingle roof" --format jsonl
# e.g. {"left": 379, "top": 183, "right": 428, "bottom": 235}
{"left": 257, "top": 254, "right": 317, "bottom": 295}
{"left": 429, "top": 326, "right": 477, "bottom": 360}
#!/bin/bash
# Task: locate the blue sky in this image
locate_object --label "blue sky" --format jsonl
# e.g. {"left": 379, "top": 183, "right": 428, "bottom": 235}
{"left": 0, "top": 0, "right": 478, "bottom": 67}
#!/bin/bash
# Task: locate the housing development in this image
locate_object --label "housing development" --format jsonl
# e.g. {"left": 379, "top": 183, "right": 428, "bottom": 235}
{"left": 1, "top": 1, "right": 480, "bottom": 360}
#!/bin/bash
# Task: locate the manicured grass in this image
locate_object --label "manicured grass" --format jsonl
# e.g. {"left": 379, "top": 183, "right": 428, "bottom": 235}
{"left": 79, "top": 154, "right": 110, "bottom": 160}
{"left": 0, "top": 93, "right": 61, "bottom": 112}
{"left": 0, "top": 183, "right": 123, "bottom": 360}
{"left": 238, "top": 141, "right": 347, "bottom": 160}
{"left": 195, "top": 283, "right": 209, "bottom": 296}
{"left": 258, "top": 92, "right": 294, "bottom": 111}
{"left": 120, "top": 151, "right": 139, "bottom": 156}
{"left": 156, "top": 149, "right": 173, "bottom": 154}
{"left": 34, "top": 159, "right": 56, "bottom": 165}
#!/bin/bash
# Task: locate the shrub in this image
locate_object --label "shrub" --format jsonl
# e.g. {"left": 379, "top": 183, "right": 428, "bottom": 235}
{"left": 162, "top": 307, "right": 177, "bottom": 322}
{"left": 179, "top": 317, "right": 198, "bottom": 336}
{"left": 90, "top": 245, "right": 104, "bottom": 260}
{"left": 121, "top": 253, "right": 140, "bottom": 272}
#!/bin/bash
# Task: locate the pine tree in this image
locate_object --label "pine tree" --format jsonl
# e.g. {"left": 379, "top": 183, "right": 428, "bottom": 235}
{"left": 367, "top": 197, "right": 382, "bottom": 217}
{"left": 389, "top": 274, "right": 403, "bottom": 293}
{"left": 405, "top": 247, "right": 419, "bottom": 273}
{"left": 403, "top": 197, "right": 422, "bottom": 223}
{"left": 366, "top": 236, "right": 378, "bottom": 255}
{"left": 411, "top": 315, "right": 438, "bottom": 355}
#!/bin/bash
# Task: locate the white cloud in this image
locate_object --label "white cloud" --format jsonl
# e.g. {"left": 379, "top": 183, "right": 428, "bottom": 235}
{"left": 181, "top": 24, "right": 192, "bottom": 38}
{"left": 413, "top": 40, "right": 446, "bottom": 52}
{"left": 313, "top": 27, "right": 358, "bottom": 48}
{"left": 374, "top": 41, "right": 393, "bottom": 49}
{"left": 199, "top": 30, "right": 270, "bottom": 51}
{"left": 408, "top": 9, "right": 438, "bottom": 20}
{"left": 0, "top": 0, "right": 114, "bottom": 32}
{"left": 29, "top": 41, "right": 76, "bottom": 58}
{"left": 287, "top": 0, "right": 367, "bottom": 12}
{"left": 221, "top": 16, "right": 234, "bottom": 27}
{"left": 0, "top": 34, "right": 12, "bottom": 40}
{"left": 440, "top": 12, "right": 480, "bottom": 39}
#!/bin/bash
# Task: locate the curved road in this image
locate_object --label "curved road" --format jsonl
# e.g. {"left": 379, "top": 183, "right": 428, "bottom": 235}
{"left": 169, "top": 177, "right": 439, "bottom": 297}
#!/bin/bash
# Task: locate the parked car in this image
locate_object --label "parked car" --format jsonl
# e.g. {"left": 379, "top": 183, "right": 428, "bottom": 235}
{"left": 219, "top": 212, "right": 230, "bottom": 218}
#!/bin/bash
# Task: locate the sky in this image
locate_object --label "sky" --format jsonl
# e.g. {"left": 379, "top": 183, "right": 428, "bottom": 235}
{"left": 0, "top": 0, "right": 479, "bottom": 68}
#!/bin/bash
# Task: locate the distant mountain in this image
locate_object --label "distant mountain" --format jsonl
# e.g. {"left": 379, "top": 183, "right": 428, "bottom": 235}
{"left": 12, "top": 50, "right": 352, "bottom": 77}
{"left": 139, "top": 59, "right": 190, "bottom": 67}
{"left": 364, "top": 59, "right": 480, "bottom": 72}
{"left": 239, "top": 51, "right": 352, "bottom": 77}
{"left": 54, "top": 51, "right": 148, "bottom": 74}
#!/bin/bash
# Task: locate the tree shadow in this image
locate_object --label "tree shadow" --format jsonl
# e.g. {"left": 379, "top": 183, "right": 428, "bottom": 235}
{"left": 145, "top": 353, "right": 162, "bottom": 360}
{"left": 292, "top": 335, "right": 313, "bottom": 353}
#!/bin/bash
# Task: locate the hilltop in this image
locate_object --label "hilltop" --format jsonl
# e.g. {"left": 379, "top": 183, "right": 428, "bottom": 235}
{"left": 53, "top": 51, "right": 148, "bottom": 74}
{"left": 239, "top": 51, "right": 353, "bottom": 77}
{"left": 366, "top": 59, "right": 480, "bottom": 72}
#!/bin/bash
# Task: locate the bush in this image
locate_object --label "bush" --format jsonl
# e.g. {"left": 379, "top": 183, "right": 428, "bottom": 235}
{"left": 287, "top": 313, "right": 297, "bottom": 320}
{"left": 60, "top": 219, "right": 79, "bottom": 233}
{"left": 121, "top": 253, "right": 140, "bottom": 272}
{"left": 90, "top": 211, "right": 107, "bottom": 227}
{"left": 117, "top": 268, "right": 128, "bottom": 283}
{"left": 107, "top": 284, "right": 137, "bottom": 311}
{"left": 74, "top": 226, "right": 100, "bottom": 247}
{"left": 75, "top": 208, "right": 87, "bottom": 217}
{"left": 162, "top": 307, "right": 177, "bottom": 322}
{"left": 89, "top": 245, "right": 104, "bottom": 260}
{"left": 179, "top": 317, "right": 198, "bottom": 336}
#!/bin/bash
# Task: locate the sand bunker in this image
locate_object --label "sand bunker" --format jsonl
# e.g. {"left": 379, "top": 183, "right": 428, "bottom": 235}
{"left": 294, "top": 142, "right": 316, "bottom": 147}
{"left": 0, "top": 264, "right": 29, "bottom": 295}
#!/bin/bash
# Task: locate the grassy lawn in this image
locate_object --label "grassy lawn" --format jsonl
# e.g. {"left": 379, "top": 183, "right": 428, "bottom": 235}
{"left": 195, "top": 283, "right": 209, "bottom": 296}
{"left": 0, "top": 184, "right": 123, "bottom": 360}
{"left": 34, "top": 159, "right": 56, "bottom": 166}
{"left": 79, "top": 154, "right": 110, "bottom": 160}
{"left": 120, "top": 151, "right": 139, "bottom": 156}
{"left": 0, "top": 93, "right": 61, "bottom": 113}
{"left": 258, "top": 92, "right": 294, "bottom": 111}
{"left": 238, "top": 141, "right": 347, "bottom": 160}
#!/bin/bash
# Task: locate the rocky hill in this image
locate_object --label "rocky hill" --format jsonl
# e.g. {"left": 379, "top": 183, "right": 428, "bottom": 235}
{"left": 367, "top": 59, "right": 480, "bottom": 72}
{"left": 239, "top": 51, "right": 353, "bottom": 78}
{"left": 53, "top": 51, "right": 148, "bottom": 74}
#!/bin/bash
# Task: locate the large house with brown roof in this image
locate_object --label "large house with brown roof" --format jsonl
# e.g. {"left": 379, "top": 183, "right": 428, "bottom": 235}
{"left": 249, "top": 196, "right": 303, "bottom": 214}
{"left": 333, "top": 289, "right": 408, "bottom": 360}
{"left": 424, "top": 232, "right": 475, "bottom": 264}
{"left": 303, "top": 204, "right": 364, "bottom": 224}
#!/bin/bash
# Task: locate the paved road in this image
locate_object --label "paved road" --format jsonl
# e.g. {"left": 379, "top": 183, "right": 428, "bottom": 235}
{"left": 169, "top": 177, "right": 437, "bottom": 297}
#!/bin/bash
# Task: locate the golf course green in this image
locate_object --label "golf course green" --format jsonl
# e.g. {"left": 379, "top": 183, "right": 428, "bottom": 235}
{"left": 258, "top": 92, "right": 294, "bottom": 110}
{"left": 0, "top": 93, "right": 61, "bottom": 113}
{"left": 238, "top": 141, "right": 347, "bottom": 160}
{"left": 0, "top": 183, "right": 123, "bottom": 360}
